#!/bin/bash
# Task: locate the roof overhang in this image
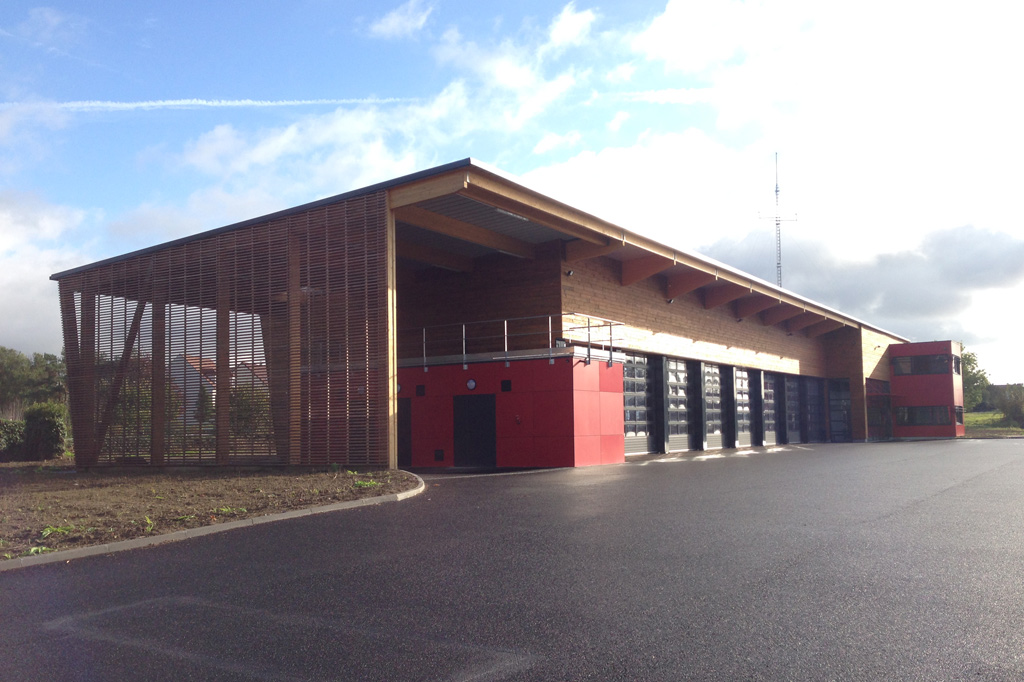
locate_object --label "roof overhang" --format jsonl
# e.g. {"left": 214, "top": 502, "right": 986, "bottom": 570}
{"left": 51, "top": 157, "right": 908, "bottom": 342}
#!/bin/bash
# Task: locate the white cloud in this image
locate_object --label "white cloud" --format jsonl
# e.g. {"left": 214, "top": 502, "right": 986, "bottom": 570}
{"left": 605, "top": 62, "right": 635, "bottom": 83}
{"left": 631, "top": 0, "right": 754, "bottom": 74}
{"left": 533, "top": 130, "right": 582, "bottom": 155}
{"left": 0, "top": 191, "right": 85, "bottom": 250}
{"left": 521, "top": 130, "right": 764, "bottom": 246}
{"left": 548, "top": 3, "right": 596, "bottom": 48}
{"left": 369, "top": 0, "right": 433, "bottom": 39}
{"left": 0, "top": 243, "right": 79, "bottom": 355}
{"left": 606, "top": 111, "right": 629, "bottom": 132}
{"left": 434, "top": 22, "right": 585, "bottom": 130}
{"left": 0, "top": 193, "right": 90, "bottom": 355}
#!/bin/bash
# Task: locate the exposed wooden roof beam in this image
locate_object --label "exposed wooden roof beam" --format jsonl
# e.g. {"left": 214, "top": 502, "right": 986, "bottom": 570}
{"left": 733, "top": 294, "right": 778, "bottom": 321}
{"left": 805, "top": 319, "right": 846, "bottom": 338}
{"left": 388, "top": 171, "right": 468, "bottom": 209}
{"left": 787, "top": 312, "right": 826, "bottom": 333}
{"left": 565, "top": 238, "right": 624, "bottom": 263}
{"left": 702, "top": 282, "right": 748, "bottom": 310}
{"left": 665, "top": 270, "right": 717, "bottom": 300}
{"left": 761, "top": 303, "right": 802, "bottom": 326}
{"left": 621, "top": 254, "right": 674, "bottom": 286}
{"left": 396, "top": 241, "right": 474, "bottom": 273}
{"left": 394, "top": 205, "right": 536, "bottom": 260}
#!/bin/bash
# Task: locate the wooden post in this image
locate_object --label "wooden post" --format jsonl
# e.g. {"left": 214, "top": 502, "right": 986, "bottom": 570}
{"left": 79, "top": 290, "right": 97, "bottom": 466}
{"left": 151, "top": 296, "right": 166, "bottom": 465}
{"left": 59, "top": 282, "right": 87, "bottom": 466}
{"left": 215, "top": 250, "right": 232, "bottom": 465}
{"left": 288, "top": 228, "right": 303, "bottom": 464}
{"left": 386, "top": 197, "right": 398, "bottom": 469}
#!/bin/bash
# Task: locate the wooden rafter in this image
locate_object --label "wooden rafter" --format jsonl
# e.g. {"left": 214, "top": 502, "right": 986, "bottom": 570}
{"left": 622, "top": 254, "right": 674, "bottom": 286}
{"left": 733, "top": 294, "right": 778, "bottom": 321}
{"left": 394, "top": 205, "right": 536, "bottom": 259}
{"left": 665, "top": 269, "right": 716, "bottom": 300}
{"left": 761, "top": 303, "right": 802, "bottom": 327}
{"left": 805, "top": 319, "right": 845, "bottom": 338}
{"left": 388, "top": 171, "right": 468, "bottom": 209}
{"left": 702, "top": 282, "right": 748, "bottom": 310}
{"left": 565, "top": 238, "right": 624, "bottom": 263}
{"left": 787, "top": 312, "right": 826, "bottom": 333}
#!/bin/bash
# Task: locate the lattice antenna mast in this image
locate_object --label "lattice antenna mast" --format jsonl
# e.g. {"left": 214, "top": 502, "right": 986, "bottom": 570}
{"left": 760, "top": 153, "right": 797, "bottom": 288}
{"left": 774, "top": 153, "right": 782, "bottom": 287}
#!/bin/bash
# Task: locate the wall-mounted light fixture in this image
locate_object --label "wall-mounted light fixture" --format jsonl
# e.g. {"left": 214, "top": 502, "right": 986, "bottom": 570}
{"left": 466, "top": 379, "right": 477, "bottom": 390}
{"left": 565, "top": 270, "right": 574, "bottom": 276}
{"left": 666, "top": 298, "right": 675, "bottom": 304}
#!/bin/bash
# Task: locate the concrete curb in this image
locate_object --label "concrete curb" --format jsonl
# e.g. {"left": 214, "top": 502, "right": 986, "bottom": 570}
{"left": 0, "top": 473, "right": 426, "bottom": 573}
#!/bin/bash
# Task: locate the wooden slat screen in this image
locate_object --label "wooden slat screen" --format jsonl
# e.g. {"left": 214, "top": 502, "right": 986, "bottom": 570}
{"left": 56, "top": 190, "right": 391, "bottom": 468}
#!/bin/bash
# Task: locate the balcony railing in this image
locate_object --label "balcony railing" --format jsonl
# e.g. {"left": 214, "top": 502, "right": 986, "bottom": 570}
{"left": 399, "top": 313, "right": 624, "bottom": 371}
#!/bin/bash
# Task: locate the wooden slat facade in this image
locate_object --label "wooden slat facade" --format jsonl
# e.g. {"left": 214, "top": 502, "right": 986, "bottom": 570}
{"left": 56, "top": 191, "right": 392, "bottom": 467}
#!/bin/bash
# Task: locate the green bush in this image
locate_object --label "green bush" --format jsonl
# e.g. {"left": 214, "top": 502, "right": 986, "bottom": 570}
{"left": 22, "top": 402, "right": 68, "bottom": 461}
{"left": 996, "top": 384, "right": 1024, "bottom": 429}
{"left": 0, "top": 419, "right": 24, "bottom": 461}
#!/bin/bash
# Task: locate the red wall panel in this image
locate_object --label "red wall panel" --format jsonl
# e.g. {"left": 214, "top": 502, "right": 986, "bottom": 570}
{"left": 398, "top": 355, "right": 626, "bottom": 468}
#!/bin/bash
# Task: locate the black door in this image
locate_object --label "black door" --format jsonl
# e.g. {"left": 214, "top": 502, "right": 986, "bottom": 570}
{"left": 828, "top": 379, "right": 852, "bottom": 442}
{"left": 397, "top": 397, "right": 412, "bottom": 467}
{"left": 453, "top": 394, "right": 497, "bottom": 467}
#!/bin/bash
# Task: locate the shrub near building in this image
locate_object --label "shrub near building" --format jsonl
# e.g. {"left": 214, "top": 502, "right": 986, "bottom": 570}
{"left": 0, "top": 419, "right": 25, "bottom": 461}
{"left": 21, "top": 402, "right": 68, "bottom": 461}
{"left": 996, "top": 385, "right": 1024, "bottom": 428}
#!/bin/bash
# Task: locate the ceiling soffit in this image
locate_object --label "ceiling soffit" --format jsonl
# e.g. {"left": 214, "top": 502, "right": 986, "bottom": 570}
{"left": 388, "top": 166, "right": 858, "bottom": 338}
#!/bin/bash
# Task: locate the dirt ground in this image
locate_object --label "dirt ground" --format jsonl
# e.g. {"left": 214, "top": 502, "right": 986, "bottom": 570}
{"left": 0, "top": 459, "right": 419, "bottom": 561}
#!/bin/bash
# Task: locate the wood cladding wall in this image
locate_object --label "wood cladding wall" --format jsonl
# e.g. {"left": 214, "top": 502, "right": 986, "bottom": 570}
{"left": 396, "top": 241, "right": 563, "bottom": 358}
{"left": 56, "top": 191, "right": 392, "bottom": 468}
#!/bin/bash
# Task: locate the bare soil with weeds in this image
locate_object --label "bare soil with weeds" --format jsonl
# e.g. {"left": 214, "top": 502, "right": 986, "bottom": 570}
{"left": 0, "top": 459, "right": 419, "bottom": 561}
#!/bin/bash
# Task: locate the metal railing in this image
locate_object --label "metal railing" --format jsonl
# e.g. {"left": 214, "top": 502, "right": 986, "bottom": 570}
{"left": 399, "top": 313, "right": 624, "bottom": 371}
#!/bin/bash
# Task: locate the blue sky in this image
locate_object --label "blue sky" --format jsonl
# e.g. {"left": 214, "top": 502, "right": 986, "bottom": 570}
{"left": 2, "top": 1, "right": 1022, "bottom": 382}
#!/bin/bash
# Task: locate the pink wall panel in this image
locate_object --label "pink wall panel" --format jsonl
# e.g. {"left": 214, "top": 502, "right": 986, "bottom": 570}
{"left": 574, "top": 436, "right": 602, "bottom": 466}
{"left": 573, "top": 390, "right": 602, "bottom": 437}
{"left": 601, "top": 434, "right": 626, "bottom": 464}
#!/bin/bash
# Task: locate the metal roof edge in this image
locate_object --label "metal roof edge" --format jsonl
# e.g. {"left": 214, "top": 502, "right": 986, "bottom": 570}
{"left": 458, "top": 162, "right": 910, "bottom": 343}
{"left": 48, "top": 156, "right": 910, "bottom": 342}
{"left": 50, "top": 158, "right": 478, "bottom": 281}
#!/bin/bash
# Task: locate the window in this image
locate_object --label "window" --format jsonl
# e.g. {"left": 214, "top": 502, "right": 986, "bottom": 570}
{"left": 955, "top": 406, "right": 964, "bottom": 425}
{"left": 953, "top": 356, "right": 962, "bottom": 375}
{"left": 896, "top": 406, "right": 952, "bottom": 426}
{"left": 892, "top": 354, "right": 950, "bottom": 376}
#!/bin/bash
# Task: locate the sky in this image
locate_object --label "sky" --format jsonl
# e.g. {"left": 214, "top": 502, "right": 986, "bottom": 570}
{"left": 1, "top": 0, "right": 1022, "bottom": 382}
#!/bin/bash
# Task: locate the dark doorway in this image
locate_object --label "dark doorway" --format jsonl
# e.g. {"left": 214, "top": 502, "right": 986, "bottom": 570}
{"left": 453, "top": 394, "right": 497, "bottom": 467}
{"left": 397, "top": 397, "right": 412, "bottom": 467}
{"left": 828, "top": 379, "right": 852, "bottom": 442}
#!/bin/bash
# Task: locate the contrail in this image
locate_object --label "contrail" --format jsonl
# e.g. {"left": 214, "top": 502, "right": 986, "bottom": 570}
{"left": 1, "top": 97, "right": 412, "bottom": 111}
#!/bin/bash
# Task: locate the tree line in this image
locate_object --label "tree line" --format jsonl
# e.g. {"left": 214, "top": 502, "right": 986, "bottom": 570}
{"left": 0, "top": 346, "right": 66, "bottom": 419}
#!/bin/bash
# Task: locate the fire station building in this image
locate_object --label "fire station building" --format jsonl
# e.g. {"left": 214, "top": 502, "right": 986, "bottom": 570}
{"left": 50, "top": 159, "right": 965, "bottom": 469}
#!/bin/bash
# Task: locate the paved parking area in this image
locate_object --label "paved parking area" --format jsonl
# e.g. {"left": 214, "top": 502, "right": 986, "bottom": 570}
{"left": 2, "top": 439, "right": 1023, "bottom": 680}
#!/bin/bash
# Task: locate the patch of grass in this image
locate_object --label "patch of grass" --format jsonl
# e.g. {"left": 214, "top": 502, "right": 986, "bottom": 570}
{"left": 0, "top": 459, "right": 419, "bottom": 560}
{"left": 965, "top": 411, "right": 1024, "bottom": 438}
{"left": 40, "top": 523, "right": 74, "bottom": 539}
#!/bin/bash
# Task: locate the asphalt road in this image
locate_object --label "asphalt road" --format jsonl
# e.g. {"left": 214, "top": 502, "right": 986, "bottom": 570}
{"left": 2, "top": 439, "right": 1024, "bottom": 681}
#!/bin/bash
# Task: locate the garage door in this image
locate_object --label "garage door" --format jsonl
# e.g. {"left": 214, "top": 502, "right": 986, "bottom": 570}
{"left": 624, "top": 353, "right": 657, "bottom": 454}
